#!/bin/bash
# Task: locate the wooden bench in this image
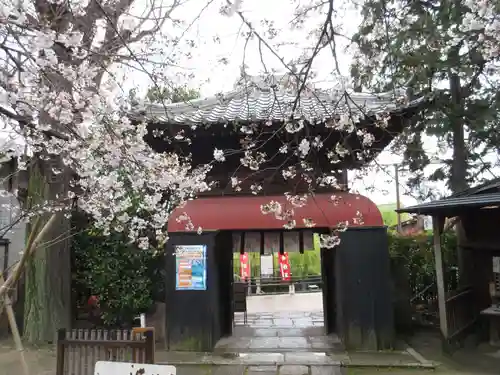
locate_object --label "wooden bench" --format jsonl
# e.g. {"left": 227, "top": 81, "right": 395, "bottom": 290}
{"left": 56, "top": 328, "right": 154, "bottom": 375}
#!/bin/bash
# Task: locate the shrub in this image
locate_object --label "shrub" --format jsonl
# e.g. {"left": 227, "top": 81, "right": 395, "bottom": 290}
{"left": 72, "top": 225, "right": 164, "bottom": 327}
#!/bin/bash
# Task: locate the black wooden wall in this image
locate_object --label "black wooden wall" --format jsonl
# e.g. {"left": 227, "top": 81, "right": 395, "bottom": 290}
{"left": 321, "top": 247, "right": 336, "bottom": 334}
{"left": 213, "top": 232, "right": 234, "bottom": 338}
{"left": 165, "top": 232, "right": 219, "bottom": 351}
{"left": 334, "top": 227, "right": 394, "bottom": 350}
{"left": 165, "top": 231, "right": 234, "bottom": 351}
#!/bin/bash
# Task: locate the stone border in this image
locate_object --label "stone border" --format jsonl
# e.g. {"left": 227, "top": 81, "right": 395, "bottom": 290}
{"left": 157, "top": 345, "right": 438, "bottom": 369}
{"left": 341, "top": 345, "right": 438, "bottom": 369}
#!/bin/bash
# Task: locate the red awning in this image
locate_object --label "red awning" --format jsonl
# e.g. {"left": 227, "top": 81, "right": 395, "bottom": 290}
{"left": 168, "top": 192, "right": 383, "bottom": 232}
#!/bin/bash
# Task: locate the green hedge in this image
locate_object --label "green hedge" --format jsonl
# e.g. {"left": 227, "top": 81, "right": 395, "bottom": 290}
{"left": 388, "top": 231, "right": 458, "bottom": 299}
{"left": 72, "top": 223, "right": 164, "bottom": 327}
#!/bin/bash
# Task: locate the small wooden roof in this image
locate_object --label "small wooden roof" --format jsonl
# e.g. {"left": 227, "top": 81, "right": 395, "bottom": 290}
{"left": 397, "top": 179, "right": 500, "bottom": 217}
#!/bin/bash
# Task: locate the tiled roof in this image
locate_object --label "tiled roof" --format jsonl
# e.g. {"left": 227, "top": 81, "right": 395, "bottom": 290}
{"left": 136, "top": 76, "right": 425, "bottom": 125}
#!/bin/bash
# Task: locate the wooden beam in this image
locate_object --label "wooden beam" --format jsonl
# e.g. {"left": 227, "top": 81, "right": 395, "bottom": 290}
{"left": 433, "top": 216, "right": 448, "bottom": 339}
{"left": 0, "top": 274, "right": 29, "bottom": 375}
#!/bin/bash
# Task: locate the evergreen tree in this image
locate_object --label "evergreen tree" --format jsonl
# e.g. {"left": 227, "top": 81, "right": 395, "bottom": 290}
{"left": 146, "top": 85, "right": 200, "bottom": 103}
{"left": 351, "top": 0, "right": 500, "bottom": 198}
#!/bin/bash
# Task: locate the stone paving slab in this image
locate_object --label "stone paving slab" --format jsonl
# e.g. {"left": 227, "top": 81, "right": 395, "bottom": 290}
{"left": 311, "top": 366, "right": 346, "bottom": 375}
{"left": 279, "top": 365, "right": 309, "bottom": 375}
{"left": 248, "top": 337, "right": 281, "bottom": 350}
{"left": 277, "top": 337, "right": 309, "bottom": 349}
{"left": 246, "top": 365, "right": 278, "bottom": 374}
{"left": 282, "top": 352, "right": 340, "bottom": 365}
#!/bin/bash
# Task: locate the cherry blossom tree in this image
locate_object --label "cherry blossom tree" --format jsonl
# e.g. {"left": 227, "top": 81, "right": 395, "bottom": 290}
{"left": 0, "top": 0, "right": 214, "bottom": 342}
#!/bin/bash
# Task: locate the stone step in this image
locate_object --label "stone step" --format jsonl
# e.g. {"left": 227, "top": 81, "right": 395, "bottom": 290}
{"left": 214, "top": 347, "right": 340, "bottom": 353}
{"left": 174, "top": 364, "right": 345, "bottom": 375}
{"left": 214, "top": 334, "right": 343, "bottom": 353}
{"left": 157, "top": 351, "right": 343, "bottom": 366}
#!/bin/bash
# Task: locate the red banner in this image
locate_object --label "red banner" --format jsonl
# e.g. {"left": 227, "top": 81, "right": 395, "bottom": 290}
{"left": 279, "top": 252, "right": 291, "bottom": 281}
{"left": 240, "top": 252, "right": 250, "bottom": 280}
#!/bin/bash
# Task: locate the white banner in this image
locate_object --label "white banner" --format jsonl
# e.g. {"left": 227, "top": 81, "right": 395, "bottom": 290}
{"left": 261, "top": 254, "right": 274, "bottom": 277}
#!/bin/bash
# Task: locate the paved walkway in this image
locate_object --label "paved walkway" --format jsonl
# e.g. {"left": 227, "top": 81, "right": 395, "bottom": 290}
{"left": 206, "top": 308, "right": 345, "bottom": 374}
{"left": 215, "top": 311, "right": 340, "bottom": 353}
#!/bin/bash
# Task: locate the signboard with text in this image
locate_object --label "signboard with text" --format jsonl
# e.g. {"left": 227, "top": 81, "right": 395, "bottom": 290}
{"left": 94, "top": 361, "right": 176, "bottom": 375}
{"left": 175, "top": 245, "right": 207, "bottom": 291}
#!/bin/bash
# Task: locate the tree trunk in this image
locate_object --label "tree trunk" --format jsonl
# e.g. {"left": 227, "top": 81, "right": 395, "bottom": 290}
{"left": 449, "top": 73, "right": 467, "bottom": 194}
{"left": 448, "top": 46, "right": 470, "bottom": 287}
{"left": 23, "top": 162, "right": 72, "bottom": 343}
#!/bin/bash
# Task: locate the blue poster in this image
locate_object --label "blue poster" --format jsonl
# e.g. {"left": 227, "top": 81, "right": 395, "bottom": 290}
{"left": 175, "top": 245, "right": 207, "bottom": 290}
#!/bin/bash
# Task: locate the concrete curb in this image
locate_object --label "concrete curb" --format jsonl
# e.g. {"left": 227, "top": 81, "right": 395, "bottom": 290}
{"left": 406, "top": 345, "right": 438, "bottom": 368}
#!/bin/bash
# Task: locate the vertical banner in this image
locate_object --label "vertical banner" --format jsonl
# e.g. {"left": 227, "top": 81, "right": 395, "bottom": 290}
{"left": 175, "top": 245, "right": 207, "bottom": 291}
{"left": 240, "top": 252, "right": 250, "bottom": 280}
{"left": 264, "top": 232, "right": 280, "bottom": 255}
{"left": 232, "top": 232, "right": 242, "bottom": 253}
{"left": 278, "top": 252, "right": 291, "bottom": 281}
{"left": 245, "top": 232, "right": 261, "bottom": 252}
{"left": 283, "top": 231, "right": 300, "bottom": 252}
{"left": 303, "top": 230, "right": 314, "bottom": 251}
{"left": 493, "top": 256, "right": 500, "bottom": 274}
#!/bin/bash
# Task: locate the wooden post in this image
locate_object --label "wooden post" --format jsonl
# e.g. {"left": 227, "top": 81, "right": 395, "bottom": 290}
{"left": 144, "top": 329, "right": 155, "bottom": 363}
{"left": 56, "top": 329, "right": 66, "bottom": 375}
{"left": 0, "top": 274, "right": 29, "bottom": 375}
{"left": 432, "top": 216, "right": 448, "bottom": 339}
{"left": 395, "top": 164, "right": 401, "bottom": 233}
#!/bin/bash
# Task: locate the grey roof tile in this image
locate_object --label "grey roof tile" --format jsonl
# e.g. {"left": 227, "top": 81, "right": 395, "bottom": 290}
{"left": 137, "top": 85, "right": 425, "bottom": 125}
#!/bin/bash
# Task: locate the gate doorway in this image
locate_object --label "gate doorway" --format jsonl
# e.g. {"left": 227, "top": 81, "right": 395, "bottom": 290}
{"left": 165, "top": 193, "right": 395, "bottom": 352}
{"left": 213, "top": 231, "right": 339, "bottom": 353}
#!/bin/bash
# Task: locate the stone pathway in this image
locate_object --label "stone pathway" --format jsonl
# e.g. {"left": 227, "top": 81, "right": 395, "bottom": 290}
{"left": 170, "top": 310, "right": 346, "bottom": 374}
{"left": 215, "top": 310, "right": 342, "bottom": 353}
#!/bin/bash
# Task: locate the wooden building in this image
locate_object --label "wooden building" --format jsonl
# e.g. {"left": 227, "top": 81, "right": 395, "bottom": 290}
{"left": 396, "top": 179, "right": 500, "bottom": 349}
{"left": 138, "top": 74, "right": 428, "bottom": 351}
